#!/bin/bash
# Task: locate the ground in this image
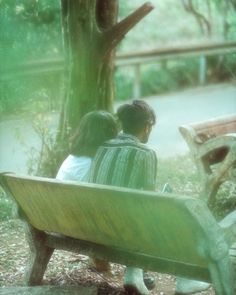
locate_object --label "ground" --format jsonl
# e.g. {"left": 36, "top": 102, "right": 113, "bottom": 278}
{"left": 0, "top": 219, "right": 216, "bottom": 295}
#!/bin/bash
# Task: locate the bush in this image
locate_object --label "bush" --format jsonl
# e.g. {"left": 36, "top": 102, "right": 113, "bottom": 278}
{"left": 115, "top": 67, "right": 133, "bottom": 101}
{"left": 0, "top": 188, "right": 13, "bottom": 221}
{"left": 157, "top": 155, "right": 236, "bottom": 221}
{"left": 114, "top": 53, "right": 236, "bottom": 102}
{"left": 115, "top": 57, "right": 203, "bottom": 101}
{"left": 157, "top": 154, "right": 201, "bottom": 196}
{"left": 212, "top": 181, "right": 236, "bottom": 220}
{"left": 0, "top": 74, "right": 64, "bottom": 116}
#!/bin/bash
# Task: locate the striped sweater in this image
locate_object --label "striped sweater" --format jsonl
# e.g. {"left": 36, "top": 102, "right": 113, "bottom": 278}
{"left": 89, "top": 133, "right": 158, "bottom": 190}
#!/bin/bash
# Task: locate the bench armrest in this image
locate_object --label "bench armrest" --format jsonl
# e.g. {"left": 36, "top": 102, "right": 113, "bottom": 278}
{"left": 197, "top": 134, "right": 236, "bottom": 159}
{"left": 219, "top": 210, "right": 236, "bottom": 246}
{"left": 179, "top": 125, "right": 197, "bottom": 150}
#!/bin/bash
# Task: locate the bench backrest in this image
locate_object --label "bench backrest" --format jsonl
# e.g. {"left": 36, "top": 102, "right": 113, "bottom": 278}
{"left": 1, "top": 173, "right": 226, "bottom": 269}
{"left": 179, "top": 114, "right": 236, "bottom": 145}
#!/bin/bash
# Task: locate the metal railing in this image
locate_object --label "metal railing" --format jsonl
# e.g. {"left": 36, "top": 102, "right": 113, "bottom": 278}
{"left": 116, "top": 41, "right": 236, "bottom": 98}
{"left": 1, "top": 41, "right": 236, "bottom": 98}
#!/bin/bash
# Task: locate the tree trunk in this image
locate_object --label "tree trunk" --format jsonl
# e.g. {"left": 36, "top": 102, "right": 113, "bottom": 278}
{"left": 39, "top": 0, "right": 153, "bottom": 176}
{"left": 60, "top": 0, "right": 117, "bottom": 135}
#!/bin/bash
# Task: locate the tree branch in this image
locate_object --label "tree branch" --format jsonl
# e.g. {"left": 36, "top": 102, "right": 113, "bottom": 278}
{"left": 188, "top": 0, "right": 211, "bottom": 37}
{"left": 182, "top": 0, "right": 211, "bottom": 37}
{"left": 103, "top": 2, "right": 154, "bottom": 50}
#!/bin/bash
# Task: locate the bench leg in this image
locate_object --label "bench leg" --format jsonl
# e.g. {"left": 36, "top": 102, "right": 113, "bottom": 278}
{"left": 25, "top": 223, "right": 54, "bottom": 286}
{"left": 209, "top": 256, "right": 234, "bottom": 295}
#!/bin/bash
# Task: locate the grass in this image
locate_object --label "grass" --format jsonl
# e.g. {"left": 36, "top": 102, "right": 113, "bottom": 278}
{"left": 157, "top": 155, "right": 201, "bottom": 196}
{"left": 158, "top": 155, "right": 236, "bottom": 220}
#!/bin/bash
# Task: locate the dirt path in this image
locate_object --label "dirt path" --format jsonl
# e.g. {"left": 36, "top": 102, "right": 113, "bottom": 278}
{"left": 0, "top": 219, "right": 216, "bottom": 294}
{"left": 146, "top": 83, "right": 236, "bottom": 157}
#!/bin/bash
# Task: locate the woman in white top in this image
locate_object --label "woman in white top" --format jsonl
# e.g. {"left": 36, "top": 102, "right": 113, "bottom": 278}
{"left": 56, "top": 110, "right": 118, "bottom": 182}
{"left": 56, "top": 111, "right": 118, "bottom": 272}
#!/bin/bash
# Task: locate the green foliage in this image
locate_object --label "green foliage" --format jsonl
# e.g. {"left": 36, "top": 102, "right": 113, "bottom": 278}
{"left": 0, "top": 200, "right": 13, "bottom": 221}
{"left": 0, "top": 188, "right": 13, "bottom": 221}
{"left": 118, "top": 0, "right": 236, "bottom": 105}
{"left": 0, "top": 0, "right": 62, "bottom": 64}
{"left": 115, "top": 53, "right": 236, "bottom": 101}
{"left": 156, "top": 155, "right": 201, "bottom": 196}
{"left": 141, "top": 65, "right": 172, "bottom": 96}
{"left": 1, "top": 0, "right": 236, "bottom": 114}
{"left": 157, "top": 155, "right": 236, "bottom": 221}
{"left": 115, "top": 57, "right": 202, "bottom": 101}
{"left": 115, "top": 68, "right": 133, "bottom": 101}
{"left": 0, "top": 0, "right": 63, "bottom": 117}
{"left": 212, "top": 181, "right": 236, "bottom": 220}
{"left": 25, "top": 113, "right": 65, "bottom": 177}
{"left": 0, "top": 74, "right": 63, "bottom": 117}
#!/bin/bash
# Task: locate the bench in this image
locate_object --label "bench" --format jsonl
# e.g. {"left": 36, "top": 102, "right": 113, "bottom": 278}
{"left": 179, "top": 114, "right": 236, "bottom": 207}
{"left": 1, "top": 172, "right": 236, "bottom": 295}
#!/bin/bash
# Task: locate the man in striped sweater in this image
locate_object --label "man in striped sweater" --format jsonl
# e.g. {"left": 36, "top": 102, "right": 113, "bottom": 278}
{"left": 89, "top": 100, "right": 158, "bottom": 295}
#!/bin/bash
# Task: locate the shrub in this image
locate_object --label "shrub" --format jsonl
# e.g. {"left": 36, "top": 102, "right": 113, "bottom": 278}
{"left": 0, "top": 188, "right": 13, "bottom": 221}
{"left": 115, "top": 67, "right": 133, "bottom": 101}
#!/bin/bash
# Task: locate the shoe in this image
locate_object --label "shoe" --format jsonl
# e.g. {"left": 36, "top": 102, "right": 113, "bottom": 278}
{"left": 143, "top": 273, "right": 155, "bottom": 290}
{"left": 124, "top": 267, "right": 149, "bottom": 295}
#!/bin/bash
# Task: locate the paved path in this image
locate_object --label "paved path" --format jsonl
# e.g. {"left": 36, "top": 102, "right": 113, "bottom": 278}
{"left": 0, "top": 83, "right": 235, "bottom": 174}
{"left": 147, "top": 83, "right": 236, "bottom": 157}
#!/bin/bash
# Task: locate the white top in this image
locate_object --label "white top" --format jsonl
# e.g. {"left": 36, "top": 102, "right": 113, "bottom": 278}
{"left": 56, "top": 155, "right": 92, "bottom": 182}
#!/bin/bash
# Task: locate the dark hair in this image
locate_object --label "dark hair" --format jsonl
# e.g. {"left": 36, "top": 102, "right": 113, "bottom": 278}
{"left": 70, "top": 111, "right": 118, "bottom": 157}
{"left": 117, "top": 100, "right": 156, "bottom": 135}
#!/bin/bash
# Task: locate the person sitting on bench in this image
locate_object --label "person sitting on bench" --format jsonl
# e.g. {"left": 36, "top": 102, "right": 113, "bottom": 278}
{"left": 56, "top": 110, "right": 118, "bottom": 182}
{"left": 56, "top": 110, "right": 118, "bottom": 271}
{"left": 89, "top": 100, "right": 158, "bottom": 295}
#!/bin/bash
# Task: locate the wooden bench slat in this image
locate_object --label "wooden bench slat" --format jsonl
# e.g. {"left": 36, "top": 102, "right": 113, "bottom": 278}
{"left": 4, "top": 174, "right": 220, "bottom": 266}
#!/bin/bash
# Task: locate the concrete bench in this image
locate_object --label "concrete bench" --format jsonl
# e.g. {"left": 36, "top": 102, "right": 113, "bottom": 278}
{"left": 179, "top": 114, "right": 236, "bottom": 207}
{"left": 1, "top": 173, "right": 236, "bottom": 295}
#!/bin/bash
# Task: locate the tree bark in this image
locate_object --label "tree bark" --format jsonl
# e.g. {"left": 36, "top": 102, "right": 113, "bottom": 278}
{"left": 59, "top": 1, "right": 154, "bottom": 137}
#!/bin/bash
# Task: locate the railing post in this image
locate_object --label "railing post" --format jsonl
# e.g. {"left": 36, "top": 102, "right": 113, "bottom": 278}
{"left": 133, "top": 63, "right": 141, "bottom": 99}
{"left": 199, "top": 55, "right": 207, "bottom": 85}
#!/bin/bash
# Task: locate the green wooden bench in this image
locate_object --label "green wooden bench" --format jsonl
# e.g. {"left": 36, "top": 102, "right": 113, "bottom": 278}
{"left": 179, "top": 114, "right": 236, "bottom": 207}
{"left": 1, "top": 173, "right": 236, "bottom": 295}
